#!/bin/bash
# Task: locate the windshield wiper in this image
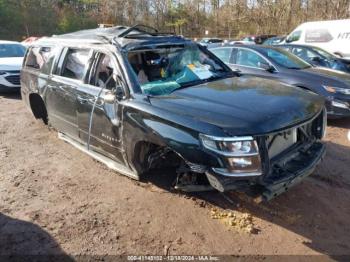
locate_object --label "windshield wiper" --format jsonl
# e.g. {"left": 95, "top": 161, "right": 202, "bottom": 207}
{"left": 175, "top": 79, "right": 207, "bottom": 90}
{"left": 169, "top": 73, "right": 233, "bottom": 94}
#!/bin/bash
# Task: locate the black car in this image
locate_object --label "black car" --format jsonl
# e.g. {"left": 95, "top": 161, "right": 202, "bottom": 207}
{"left": 279, "top": 44, "right": 350, "bottom": 74}
{"left": 262, "top": 36, "right": 285, "bottom": 46}
{"left": 199, "top": 38, "right": 224, "bottom": 46}
{"left": 21, "top": 25, "right": 326, "bottom": 201}
{"left": 241, "top": 35, "right": 277, "bottom": 45}
{"left": 209, "top": 44, "right": 350, "bottom": 118}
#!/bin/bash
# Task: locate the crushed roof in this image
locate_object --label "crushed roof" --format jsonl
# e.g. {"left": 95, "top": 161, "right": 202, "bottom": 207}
{"left": 48, "top": 25, "right": 189, "bottom": 50}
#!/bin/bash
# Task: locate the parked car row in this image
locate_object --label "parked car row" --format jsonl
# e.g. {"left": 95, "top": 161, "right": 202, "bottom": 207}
{"left": 209, "top": 43, "right": 350, "bottom": 118}
{"left": 283, "top": 19, "right": 350, "bottom": 59}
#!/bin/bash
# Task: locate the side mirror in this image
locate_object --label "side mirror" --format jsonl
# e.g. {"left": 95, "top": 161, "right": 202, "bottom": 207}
{"left": 115, "top": 85, "right": 125, "bottom": 101}
{"left": 104, "top": 86, "right": 125, "bottom": 103}
{"left": 312, "top": 56, "right": 321, "bottom": 62}
{"left": 260, "top": 62, "right": 275, "bottom": 73}
{"left": 104, "top": 90, "right": 116, "bottom": 103}
{"left": 231, "top": 68, "right": 242, "bottom": 76}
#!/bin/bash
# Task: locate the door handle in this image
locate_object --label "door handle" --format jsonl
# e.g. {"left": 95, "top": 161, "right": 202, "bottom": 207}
{"left": 77, "top": 96, "right": 89, "bottom": 104}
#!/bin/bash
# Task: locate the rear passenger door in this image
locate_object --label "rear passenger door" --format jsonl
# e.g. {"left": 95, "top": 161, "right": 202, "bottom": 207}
{"left": 76, "top": 52, "right": 125, "bottom": 163}
{"left": 47, "top": 48, "right": 92, "bottom": 139}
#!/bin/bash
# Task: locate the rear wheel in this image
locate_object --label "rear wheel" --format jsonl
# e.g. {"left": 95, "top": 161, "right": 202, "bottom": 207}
{"left": 29, "top": 94, "right": 48, "bottom": 125}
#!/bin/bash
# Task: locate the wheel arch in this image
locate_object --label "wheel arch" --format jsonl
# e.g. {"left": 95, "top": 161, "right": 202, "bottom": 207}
{"left": 29, "top": 93, "right": 48, "bottom": 124}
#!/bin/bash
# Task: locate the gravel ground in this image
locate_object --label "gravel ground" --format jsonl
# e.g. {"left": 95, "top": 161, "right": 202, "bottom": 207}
{"left": 0, "top": 93, "right": 350, "bottom": 257}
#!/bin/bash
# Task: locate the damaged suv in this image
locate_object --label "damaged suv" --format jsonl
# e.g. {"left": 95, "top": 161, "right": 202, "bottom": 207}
{"left": 21, "top": 25, "right": 326, "bottom": 200}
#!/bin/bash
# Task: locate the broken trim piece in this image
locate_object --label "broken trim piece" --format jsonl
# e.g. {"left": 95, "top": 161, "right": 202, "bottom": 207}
{"left": 58, "top": 132, "right": 139, "bottom": 180}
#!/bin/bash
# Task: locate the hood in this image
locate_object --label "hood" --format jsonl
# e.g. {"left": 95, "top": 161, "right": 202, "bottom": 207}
{"left": 149, "top": 76, "right": 324, "bottom": 136}
{"left": 304, "top": 67, "right": 350, "bottom": 87}
{"left": 0, "top": 57, "right": 23, "bottom": 71}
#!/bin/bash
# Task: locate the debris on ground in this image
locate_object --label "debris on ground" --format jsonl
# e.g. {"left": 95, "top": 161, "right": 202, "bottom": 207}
{"left": 210, "top": 208, "right": 256, "bottom": 234}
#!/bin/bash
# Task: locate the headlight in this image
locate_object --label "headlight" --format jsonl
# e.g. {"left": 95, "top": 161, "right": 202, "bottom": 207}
{"left": 331, "top": 100, "right": 349, "bottom": 109}
{"left": 199, "top": 134, "right": 262, "bottom": 176}
{"left": 323, "top": 85, "right": 350, "bottom": 95}
{"left": 199, "top": 135, "right": 259, "bottom": 156}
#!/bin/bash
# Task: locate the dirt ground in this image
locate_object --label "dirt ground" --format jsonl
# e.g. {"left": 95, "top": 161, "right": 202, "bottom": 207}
{"left": 0, "top": 93, "right": 350, "bottom": 258}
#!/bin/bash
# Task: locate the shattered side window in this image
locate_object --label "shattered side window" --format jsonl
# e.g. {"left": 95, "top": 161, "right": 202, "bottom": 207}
{"left": 90, "top": 53, "right": 117, "bottom": 89}
{"left": 40, "top": 47, "right": 60, "bottom": 75}
{"left": 61, "top": 49, "right": 90, "bottom": 80}
{"left": 25, "top": 46, "right": 60, "bottom": 74}
{"left": 25, "top": 47, "right": 41, "bottom": 69}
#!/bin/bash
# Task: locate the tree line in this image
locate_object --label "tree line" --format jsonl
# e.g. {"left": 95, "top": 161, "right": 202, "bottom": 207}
{"left": 0, "top": 0, "right": 349, "bottom": 41}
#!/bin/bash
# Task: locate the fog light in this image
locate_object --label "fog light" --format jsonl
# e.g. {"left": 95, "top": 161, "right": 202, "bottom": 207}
{"left": 225, "top": 155, "right": 262, "bottom": 174}
{"left": 229, "top": 157, "right": 252, "bottom": 167}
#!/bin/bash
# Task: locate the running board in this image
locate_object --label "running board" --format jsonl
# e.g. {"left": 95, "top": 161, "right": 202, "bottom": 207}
{"left": 58, "top": 132, "right": 139, "bottom": 180}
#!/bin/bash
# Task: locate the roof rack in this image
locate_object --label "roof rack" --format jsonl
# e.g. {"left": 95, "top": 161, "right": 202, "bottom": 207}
{"left": 117, "top": 24, "right": 159, "bottom": 38}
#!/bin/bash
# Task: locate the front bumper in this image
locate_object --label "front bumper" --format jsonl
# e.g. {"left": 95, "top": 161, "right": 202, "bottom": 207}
{"left": 205, "top": 141, "right": 326, "bottom": 200}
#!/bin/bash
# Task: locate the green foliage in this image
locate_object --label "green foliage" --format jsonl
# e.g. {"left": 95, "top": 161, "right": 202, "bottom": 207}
{"left": 57, "top": 9, "right": 97, "bottom": 34}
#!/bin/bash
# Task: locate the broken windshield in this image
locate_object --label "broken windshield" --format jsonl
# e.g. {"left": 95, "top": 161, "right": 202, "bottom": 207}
{"left": 127, "top": 44, "right": 230, "bottom": 96}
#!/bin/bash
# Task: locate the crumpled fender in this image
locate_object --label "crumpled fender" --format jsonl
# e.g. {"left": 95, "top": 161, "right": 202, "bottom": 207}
{"left": 121, "top": 100, "right": 221, "bottom": 174}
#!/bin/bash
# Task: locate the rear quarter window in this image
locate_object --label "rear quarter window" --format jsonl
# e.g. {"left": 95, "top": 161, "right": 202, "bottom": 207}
{"left": 25, "top": 47, "right": 41, "bottom": 70}
{"left": 24, "top": 46, "right": 60, "bottom": 74}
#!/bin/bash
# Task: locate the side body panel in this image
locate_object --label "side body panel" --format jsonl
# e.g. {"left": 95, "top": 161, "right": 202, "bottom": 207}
{"left": 45, "top": 76, "right": 79, "bottom": 138}
{"left": 75, "top": 84, "right": 125, "bottom": 163}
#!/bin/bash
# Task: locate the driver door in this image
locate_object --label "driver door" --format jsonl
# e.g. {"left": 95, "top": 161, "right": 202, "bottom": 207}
{"left": 76, "top": 52, "right": 126, "bottom": 163}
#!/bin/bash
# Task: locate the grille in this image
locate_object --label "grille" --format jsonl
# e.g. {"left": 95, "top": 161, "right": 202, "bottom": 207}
{"left": 5, "top": 75, "right": 20, "bottom": 85}
{"left": 261, "top": 110, "right": 325, "bottom": 183}
{"left": 266, "top": 128, "right": 297, "bottom": 159}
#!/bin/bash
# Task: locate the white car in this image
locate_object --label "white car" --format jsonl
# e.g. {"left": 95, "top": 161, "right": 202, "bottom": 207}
{"left": 0, "top": 40, "right": 26, "bottom": 92}
{"left": 285, "top": 19, "right": 350, "bottom": 59}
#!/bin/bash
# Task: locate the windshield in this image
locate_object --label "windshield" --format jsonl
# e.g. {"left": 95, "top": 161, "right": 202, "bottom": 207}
{"left": 0, "top": 44, "right": 26, "bottom": 58}
{"left": 127, "top": 44, "right": 230, "bottom": 96}
{"left": 263, "top": 48, "right": 311, "bottom": 69}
